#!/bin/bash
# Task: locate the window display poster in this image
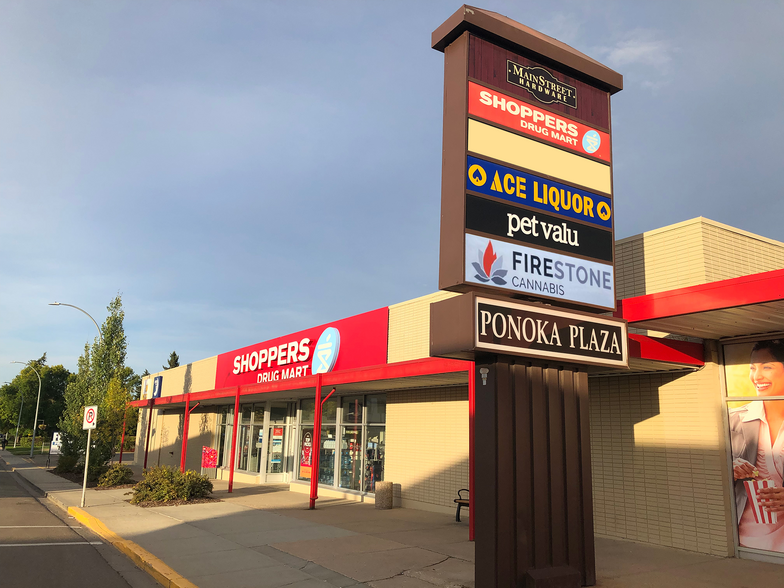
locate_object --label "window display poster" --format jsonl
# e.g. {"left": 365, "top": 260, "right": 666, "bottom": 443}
{"left": 300, "top": 430, "right": 313, "bottom": 479}
{"left": 201, "top": 446, "right": 218, "bottom": 469}
{"left": 271, "top": 427, "right": 283, "bottom": 464}
{"left": 724, "top": 340, "right": 784, "bottom": 555}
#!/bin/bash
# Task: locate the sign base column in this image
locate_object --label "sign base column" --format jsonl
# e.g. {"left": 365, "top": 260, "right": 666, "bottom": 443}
{"left": 475, "top": 360, "right": 595, "bottom": 587}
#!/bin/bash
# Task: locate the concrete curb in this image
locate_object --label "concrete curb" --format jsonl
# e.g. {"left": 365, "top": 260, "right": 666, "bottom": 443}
{"left": 9, "top": 466, "right": 47, "bottom": 497}
{"left": 68, "top": 506, "right": 199, "bottom": 588}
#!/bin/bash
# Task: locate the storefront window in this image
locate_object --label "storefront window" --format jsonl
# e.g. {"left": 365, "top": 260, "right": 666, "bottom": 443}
{"left": 298, "top": 394, "right": 386, "bottom": 493}
{"left": 237, "top": 404, "right": 253, "bottom": 470}
{"left": 298, "top": 426, "right": 314, "bottom": 481}
{"left": 322, "top": 398, "right": 338, "bottom": 423}
{"left": 367, "top": 395, "right": 386, "bottom": 424}
{"left": 342, "top": 396, "right": 363, "bottom": 424}
{"left": 249, "top": 423, "right": 263, "bottom": 473}
{"left": 340, "top": 426, "right": 362, "bottom": 490}
{"left": 365, "top": 426, "right": 385, "bottom": 492}
{"left": 216, "top": 406, "right": 234, "bottom": 468}
{"left": 270, "top": 403, "right": 287, "bottom": 424}
{"left": 301, "top": 399, "right": 315, "bottom": 423}
{"left": 724, "top": 339, "right": 784, "bottom": 558}
{"left": 319, "top": 426, "right": 336, "bottom": 485}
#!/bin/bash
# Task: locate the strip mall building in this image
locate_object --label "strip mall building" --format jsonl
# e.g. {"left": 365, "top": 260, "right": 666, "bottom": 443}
{"left": 133, "top": 217, "right": 784, "bottom": 564}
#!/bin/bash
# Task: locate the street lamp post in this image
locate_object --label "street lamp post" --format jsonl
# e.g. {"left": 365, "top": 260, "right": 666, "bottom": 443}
{"left": 13, "top": 384, "right": 23, "bottom": 448}
{"left": 11, "top": 362, "right": 41, "bottom": 457}
{"left": 49, "top": 302, "right": 103, "bottom": 341}
{"left": 50, "top": 301, "right": 104, "bottom": 473}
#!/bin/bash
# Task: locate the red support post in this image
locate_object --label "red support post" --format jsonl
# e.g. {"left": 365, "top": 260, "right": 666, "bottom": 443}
{"left": 228, "top": 387, "right": 240, "bottom": 493}
{"left": 119, "top": 403, "right": 128, "bottom": 464}
{"left": 309, "top": 378, "right": 336, "bottom": 510}
{"left": 180, "top": 393, "right": 191, "bottom": 472}
{"left": 309, "top": 375, "right": 323, "bottom": 510}
{"left": 468, "top": 362, "right": 475, "bottom": 542}
{"left": 143, "top": 399, "right": 154, "bottom": 469}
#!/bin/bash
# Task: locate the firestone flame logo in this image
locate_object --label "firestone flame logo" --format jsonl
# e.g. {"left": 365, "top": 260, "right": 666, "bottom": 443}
{"left": 472, "top": 240, "right": 507, "bottom": 285}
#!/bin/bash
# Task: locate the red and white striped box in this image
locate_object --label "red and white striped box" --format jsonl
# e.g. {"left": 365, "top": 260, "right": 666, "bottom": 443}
{"left": 744, "top": 479, "right": 779, "bottom": 524}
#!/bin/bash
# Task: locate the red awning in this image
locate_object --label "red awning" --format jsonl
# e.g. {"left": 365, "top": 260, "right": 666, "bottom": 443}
{"left": 615, "top": 268, "right": 784, "bottom": 339}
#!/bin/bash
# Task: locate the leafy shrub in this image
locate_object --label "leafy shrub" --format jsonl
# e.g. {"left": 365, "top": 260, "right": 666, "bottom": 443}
{"left": 98, "top": 463, "right": 134, "bottom": 487}
{"left": 55, "top": 454, "right": 78, "bottom": 473}
{"left": 130, "top": 466, "right": 213, "bottom": 504}
{"left": 122, "top": 435, "right": 136, "bottom": 451}
{"left": 73, "top": 462, "right": 108, "bottom": 483}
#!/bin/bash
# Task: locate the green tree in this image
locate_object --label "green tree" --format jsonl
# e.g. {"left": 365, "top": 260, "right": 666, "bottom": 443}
{"left": 163, "top": 351, "right": 179, "bottom": 370}
{"left": 57, "top": 295, "right": 137, "bottom": 470}
{"left": 0, "top": 355, "right": 71, "bottom": 439}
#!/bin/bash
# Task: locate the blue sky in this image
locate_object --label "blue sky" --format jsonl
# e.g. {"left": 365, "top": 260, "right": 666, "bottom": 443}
{"left": 2, "top": 1, "right": 783, "bottom": 384}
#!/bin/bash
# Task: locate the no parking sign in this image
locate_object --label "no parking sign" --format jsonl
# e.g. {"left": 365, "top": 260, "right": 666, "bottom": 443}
{"left": 82, "top": 405, "right": 98, "bottom": 430}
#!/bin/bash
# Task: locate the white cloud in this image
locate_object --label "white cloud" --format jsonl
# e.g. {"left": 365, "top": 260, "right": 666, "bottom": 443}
{"left": 597, "top": 29, "right": 677, "bottom": 91}
{"left": 541, "top": 12, "right": 583, "bottom": 46}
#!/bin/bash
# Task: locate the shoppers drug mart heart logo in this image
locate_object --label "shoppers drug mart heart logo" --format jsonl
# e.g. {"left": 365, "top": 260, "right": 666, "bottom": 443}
{"left": 312, "top": 327, "right": 340, "bottom": 374}
{"left": 582, "top": 130, "right": 601, "bottom": 154}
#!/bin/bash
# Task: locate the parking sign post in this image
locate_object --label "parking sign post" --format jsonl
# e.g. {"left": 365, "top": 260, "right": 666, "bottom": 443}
{"left": 81, "top": 405, "right": 98, "bottom": 508}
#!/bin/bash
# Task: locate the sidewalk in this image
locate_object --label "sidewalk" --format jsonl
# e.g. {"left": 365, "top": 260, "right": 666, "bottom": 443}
{"left": 3, "top": 450, "right": 784, "bottom": 588}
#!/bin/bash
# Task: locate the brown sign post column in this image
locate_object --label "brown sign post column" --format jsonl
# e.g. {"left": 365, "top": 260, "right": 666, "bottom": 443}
{"left": 430, "top": 6, "right": 625, "bottom": 587}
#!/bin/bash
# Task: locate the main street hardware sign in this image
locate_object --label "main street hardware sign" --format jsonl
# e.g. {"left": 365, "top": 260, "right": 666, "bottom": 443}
{"left": 434, "top": 6, "right": 623, "bottom": 312}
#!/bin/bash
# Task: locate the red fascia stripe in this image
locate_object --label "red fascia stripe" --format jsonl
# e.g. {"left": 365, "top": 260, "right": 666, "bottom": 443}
{"left": 628, "top": 334, "right": 704, "bottom": 366}
{"left": 133, "top": 357, "right": 472, "bottom": 407}
{"left": 616, "top": 268, "right": 784, "bottom": 323}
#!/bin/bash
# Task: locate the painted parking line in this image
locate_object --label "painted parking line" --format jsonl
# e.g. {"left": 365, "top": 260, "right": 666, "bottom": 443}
{"left": 0, "top": 526, "right": 82, "bottom": 529}
{"left": 0, "top": 541, "right": 103, "bottom": 547}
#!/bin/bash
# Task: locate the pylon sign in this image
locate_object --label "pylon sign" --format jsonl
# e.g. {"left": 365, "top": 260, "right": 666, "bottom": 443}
{"left": 82, "top": 405, "right": 98, "bottom": 430}
{"left": 433, "top": 6, "right": 623, "bottom": 312}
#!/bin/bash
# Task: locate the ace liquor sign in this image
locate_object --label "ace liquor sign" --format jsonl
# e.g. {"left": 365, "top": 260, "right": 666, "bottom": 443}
{"left": 433, "top": 6, "right": 623, "bottom": 312}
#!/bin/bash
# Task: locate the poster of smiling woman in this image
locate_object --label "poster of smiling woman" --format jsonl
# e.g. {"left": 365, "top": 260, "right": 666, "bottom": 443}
{"left": 724, "top": 340, "right": 784, "bottom": 554}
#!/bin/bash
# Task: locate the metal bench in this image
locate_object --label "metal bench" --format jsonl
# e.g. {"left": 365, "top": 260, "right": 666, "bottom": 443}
{"left": 454, "top": 488, "right": 469, "bottom": 522}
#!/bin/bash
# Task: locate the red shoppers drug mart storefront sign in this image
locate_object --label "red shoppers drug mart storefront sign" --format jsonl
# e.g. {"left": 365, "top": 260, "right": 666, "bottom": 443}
{"left": 214, "top": 307, "right": 389, "bottom": 389}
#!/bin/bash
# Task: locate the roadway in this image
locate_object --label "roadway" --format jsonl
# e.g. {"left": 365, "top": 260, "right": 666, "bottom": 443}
{"left": 0, "top": 456, "right": 159, "bottom": 588}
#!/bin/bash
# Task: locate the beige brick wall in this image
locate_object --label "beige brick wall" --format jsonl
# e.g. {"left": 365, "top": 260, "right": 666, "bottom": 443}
{"left": 702, "top": 221, "right": 784, "bottom": 282}
{"left": 142, "top": 356, "right": 218, "bottom": 399}
{"left": 594, "top": 217, "right": 784, "bottom": 556}
{"left": 615, "top": 217, "right": 784, "bottom": 299}
{"left": 589, "top": 360, "right": 733, "bottom": 556}
{"left": 136, "top": 406, "right": 216, "bottom": 471}
{"left": 385, "top": 386, "right": 469, "bottom": 513}
{"left": 388, "top": 291, "right": 460, "bottom": 363}
{"left": 150, "top": 409, "right": 183, "bottom": 468}
{"left": 615, "top": 218, "right": 707, "bottom": 298}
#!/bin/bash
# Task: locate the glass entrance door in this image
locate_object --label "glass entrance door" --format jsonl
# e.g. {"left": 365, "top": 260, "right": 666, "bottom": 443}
{"left": 265, "top": 402, "right": 295, "bottom": 482}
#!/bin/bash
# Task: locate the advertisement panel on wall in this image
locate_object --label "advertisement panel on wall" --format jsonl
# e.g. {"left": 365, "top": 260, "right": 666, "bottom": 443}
{"left": 724, "top": 340, "right": 784, "bottom": 556}
{"left": 214, "top": 308, "right": 389, "bottom": 389}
